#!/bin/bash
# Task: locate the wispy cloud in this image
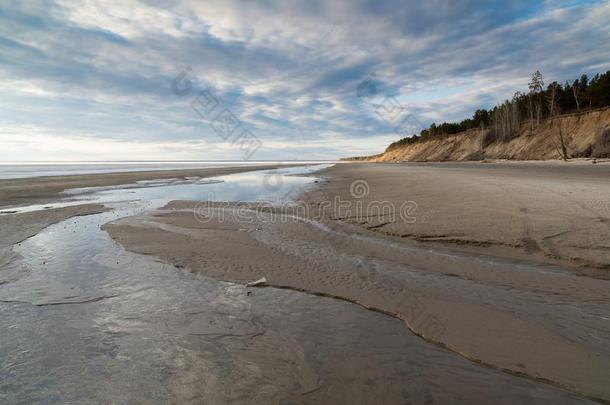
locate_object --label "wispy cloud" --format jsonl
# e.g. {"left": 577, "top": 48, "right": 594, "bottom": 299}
{"left": 0, "top": 0, "right": 608, "bottom": 160}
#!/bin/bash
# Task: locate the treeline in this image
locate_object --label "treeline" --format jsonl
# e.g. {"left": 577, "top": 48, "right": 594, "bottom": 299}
{"left": 388, "top": 70, "right": 610, "bottom": 150}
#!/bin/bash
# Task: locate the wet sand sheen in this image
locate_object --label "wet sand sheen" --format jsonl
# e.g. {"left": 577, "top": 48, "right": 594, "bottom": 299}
{"left": 1, "top": 203, "right": 587, "bottom": 403}
{"left": 1, "top": 163, "right": 607, "bottom": 403}
{"left": 0, "top": 202, "right": 587, "bottom": 403}
{"left": 103, "top": 161, "right": 610, "bottom": 402}
{"left": 0, "top": 163, "right": 307, "bottom": 208}
{"left": 103, "top": 203, "right": 610, "bottom": 402}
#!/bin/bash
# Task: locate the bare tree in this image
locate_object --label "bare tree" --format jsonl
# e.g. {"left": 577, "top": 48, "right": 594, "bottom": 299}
{"left": 491, "top": 93, "right": 521, "bottom": 142}
{"left": 546, "top": 82, "right": 559, "bottom": 117}
{"left": 547, "top": 82, "right": 569, "bottom": 160}
{"left": 572, "top": 79, "right": 581, "bottom": 111}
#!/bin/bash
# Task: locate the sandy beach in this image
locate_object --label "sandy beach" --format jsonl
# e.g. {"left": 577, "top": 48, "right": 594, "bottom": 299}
{"left": 101, "top": 161, "right": 610, "bottom": 402}
{"left": 5, "top": 1, "right": 610, "bottom": 402}
{"left": 311, "top": 161, "right": 610, "bottom": 270}
{"left": 1, "top": 162, "right": 609, "bottom": 403}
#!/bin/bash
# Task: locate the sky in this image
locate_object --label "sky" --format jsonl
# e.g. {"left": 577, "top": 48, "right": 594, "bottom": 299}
{"left": 1, "top": 0, "right": 609, "bottom": 161}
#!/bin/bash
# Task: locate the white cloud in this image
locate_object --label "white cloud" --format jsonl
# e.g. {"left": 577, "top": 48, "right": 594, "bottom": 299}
{"left": 0, "top": 0, "right": 609, "bottom": 160}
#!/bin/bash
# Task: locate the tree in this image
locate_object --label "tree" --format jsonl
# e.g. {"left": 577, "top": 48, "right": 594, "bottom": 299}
{"left": 572, "top": 78, "right": 582, "bottom": 111}
{"left": 529, "top": 70, "right": 544, "bottom": 92}
{"left": 386, "top": 70, "right": 610, "bottom": 153}
{"left": 546, "top": 82, "right": 560, "bottom": 117}
{"left": 547, "top": 82, "right": 569, "bottom": 160}
{"left": 528, "top": 70, "right": 544, "bottom": 127}
{"left": 587, "top": 72, "right": 610, "bottom": 108}
{"left": 559, "top": 80, "right": 574, "bottom": 112}
{"left": 490, "top": 93, "right": 521, "bottom": 142}
{"left": 472, "top": 109, "right": 490, "bottom": 129}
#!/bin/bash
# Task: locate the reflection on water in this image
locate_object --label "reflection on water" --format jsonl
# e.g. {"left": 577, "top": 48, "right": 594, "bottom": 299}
{"left": 0, "top": 166, "right": 591, "bottom": 403}
{"left": 1, "top": 165, "right": 327, "bottom": 215}
{"left": 0, "top": 161, "right": 338, "bottom": 180}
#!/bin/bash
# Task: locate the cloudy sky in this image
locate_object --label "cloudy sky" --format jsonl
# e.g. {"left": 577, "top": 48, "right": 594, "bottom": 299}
{"left": 1, "top": 0, "right": 609, "bottom": 161}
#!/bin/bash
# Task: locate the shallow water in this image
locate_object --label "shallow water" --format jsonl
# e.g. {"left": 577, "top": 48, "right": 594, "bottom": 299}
{"left": 0, "top": 161, "right": 337, "bottom": 179}
{"left": 0, "top": 166, "right": 592, "bottom": 403}
{"left": 1, "top": 165, "right": 325, "bottom": 215}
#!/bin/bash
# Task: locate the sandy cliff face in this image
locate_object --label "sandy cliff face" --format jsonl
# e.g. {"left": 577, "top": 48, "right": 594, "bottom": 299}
{"left": 365, "top": 107, "right": 610, "bottom": 162}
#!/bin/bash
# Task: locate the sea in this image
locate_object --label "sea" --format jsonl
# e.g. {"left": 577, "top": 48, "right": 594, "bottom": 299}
{"left": 0, "top": 160, "right": 338, "bottom": 179}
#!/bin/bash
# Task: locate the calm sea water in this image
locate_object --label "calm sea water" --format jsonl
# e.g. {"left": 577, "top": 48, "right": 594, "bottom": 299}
{"left": 0, "top": 161, "right": 338, "bottom": 179}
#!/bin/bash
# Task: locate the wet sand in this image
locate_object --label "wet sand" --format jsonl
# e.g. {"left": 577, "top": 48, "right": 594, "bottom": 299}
{"left": 103, "top": 161, "right": 610, "bottom": 402}
{"left": 0, "top": 204, "right": 108, "bottom": 249}
{"left": 0, "top": 204, "right": 108, "bottom": 285}
{"left": 1, "top": 206, "right": 591, "bottom": 404}
{"left": 0, "top": 164, "right": 303, "bottom": 208}
{"left": 310, "top": 161, "right": 610, "bottom": 270}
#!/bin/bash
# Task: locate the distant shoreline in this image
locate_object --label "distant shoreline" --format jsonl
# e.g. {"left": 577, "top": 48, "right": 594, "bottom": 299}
{"left": 0, "top": 163, "right": 308, "bottom": 208}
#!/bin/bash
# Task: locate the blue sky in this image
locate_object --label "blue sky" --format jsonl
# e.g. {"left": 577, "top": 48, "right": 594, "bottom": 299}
{"left": 1, "top": 0, "right": 609, "bottom": 161}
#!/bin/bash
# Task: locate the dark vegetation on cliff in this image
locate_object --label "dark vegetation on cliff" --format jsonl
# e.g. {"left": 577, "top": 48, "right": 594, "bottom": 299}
{"left": 388, "top": 70, "right": 610, "bottom": 155}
